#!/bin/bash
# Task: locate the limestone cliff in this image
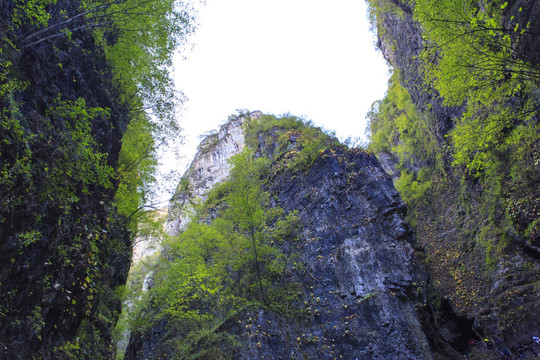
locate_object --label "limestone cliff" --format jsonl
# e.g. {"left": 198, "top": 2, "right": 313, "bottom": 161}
{"left": 124, "top": 114, "right": 460, "bottom": 359}
{"left": 166, "top": 112, "right": 260, "bottom": 235}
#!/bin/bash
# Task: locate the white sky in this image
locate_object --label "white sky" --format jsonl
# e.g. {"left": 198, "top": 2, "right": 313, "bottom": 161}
{"left": 158, "top": 0, "right": 390, "bottom": 200}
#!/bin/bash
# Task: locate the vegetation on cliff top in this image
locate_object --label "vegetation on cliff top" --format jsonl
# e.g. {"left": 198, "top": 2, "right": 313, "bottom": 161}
{"left": 245, "top": 113, "right": 341, "bottom": 171}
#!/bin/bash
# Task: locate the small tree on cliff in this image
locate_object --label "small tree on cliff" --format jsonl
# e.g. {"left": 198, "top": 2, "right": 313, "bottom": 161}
{"left": 150, "top": 148, "right": 301, "bottom": 339}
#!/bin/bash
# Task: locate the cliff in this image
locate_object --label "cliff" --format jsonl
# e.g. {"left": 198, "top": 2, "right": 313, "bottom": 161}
{"left": 124, "top": 113, "right": 461, "bottom": 359}
{"left": 367, "top": 0, "right": 540, "bottom": 357}
{"left": 3, "top": 0, "right": 538, "bottom": 358}
{"left": 0, "top": 0, "right": 188, "bottom": 358}
{"left": 123, "top": 1, "right": 540, "bottom": 357}
{"left": 166, "top": 112, "right": 256, "bottom": 235}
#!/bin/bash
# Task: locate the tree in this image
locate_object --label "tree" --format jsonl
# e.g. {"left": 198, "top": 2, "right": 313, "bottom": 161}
{"left": 368, "top": 0, "right": 540, "bottom": 250}
{"left": 367, "top": 71, "right": 437, "bottom": 214}
{"left": 6, "top": 0, "right": 198, "bottom": 222}
{"left": 414, "top": 0, "right": 540, "bottom": 175}
{"left": 147, "top": 148, "right": 300, "bottom": 357}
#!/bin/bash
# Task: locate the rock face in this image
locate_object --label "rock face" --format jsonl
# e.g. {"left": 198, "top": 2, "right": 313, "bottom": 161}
{"left": 375, "top": 3, "right": 462, "bottom": 144}
{"left": 166, "top": 112, "right": 261, "bottom": 235}
{"left": 125, "top": 115, "right": 460, "bottom": 359}
{"left": 371, "top": 0, "right": 540, "bottom": 353}
{"left": 241, "top": 146, "right": 435, "bottom": 360}
{"left": 502, "top": 0, "right": 540, "bottom": 67}
{"left": 0, "top": 1, "right": 131, "bottom": 358}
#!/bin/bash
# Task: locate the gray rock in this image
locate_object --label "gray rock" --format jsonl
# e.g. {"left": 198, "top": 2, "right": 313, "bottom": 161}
{"left": 166, "top": 111, "right": 262, "bottom": 235}
{"left": 125, "top": 116, "right": 460, "bottom": 359}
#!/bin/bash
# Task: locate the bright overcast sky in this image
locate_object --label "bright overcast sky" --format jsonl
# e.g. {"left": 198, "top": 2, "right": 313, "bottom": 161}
{"left": 158, "top": 0, "right": 390, "bottom": 199}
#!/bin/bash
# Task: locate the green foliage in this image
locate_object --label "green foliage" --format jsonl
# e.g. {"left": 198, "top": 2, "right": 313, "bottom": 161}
{"left": 88, "top": 0, "right": 196, "bottom": 224}
{"left": 0, "top": 54, "right": 28, "bottom": 98}
{"left": 0, "top": 0, "right": 196, "bottom": 356}
{"left": 394, "top": 167, "right": 432, "bottom": 206}
{"left": 6, "top": 0, "right": 197, "bottom": 226}
{"left": 289, "top": 126, "right": 338, "bottom": 171}
{"left": 412, "top": 0, "right": 540, "bottom": 247}
{"left": 245, "top": 114, "right": 307, "bottom": 144}
{"left": 16, "top": 230, "right": 42, "bottom": 248}
{"left": 0, "top": 110, "right": 31, "bottom": 223}
{"left": 368, "top": 71, "right": 437, "bottom": 161}
{"left": 54, "top": 317, "right": 117, "bottom": 359}
{"left": 367, "top": 70, "right": 438, "bottom": 209}
{"left": 46, "top": 97, "right": 113, "bottom": 193}
{"left": 0, "top": 81, "right": 132, "bottom": 355}
{"left": 12, "top": 0, "right": 57, "bottom": 28}
{"left": 8, "top": 0, "right": 195, "bottom": 130}
{"left": 414, "top": 0, "right": 539, "bottom": 175}
{"left": 90, "top": 0, "right": 195, "bottom": 144}
{"left": 367, "top": 0, "right": 540, "bottom": 329}
{"left": 0, "top": 96, "right": 113, "bottom": 223}
{"left": 475, "top": 223, "right": 510, "bottom": 268}
{"left": 115, "top": 114, "right": 158, "bottom": 224}
{"left": 245, "top": 114, "right": 340, "bottom": 171}
{"left": 147, "top": 148, "right": 301, "bottom": 359}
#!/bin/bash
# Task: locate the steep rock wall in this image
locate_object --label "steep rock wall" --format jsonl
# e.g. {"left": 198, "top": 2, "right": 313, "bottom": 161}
{"left": 244, "top": 146, "right": 434, "bottom": 360}
{"left": 375, "top": 4, "right": 462, "bottom": 144}
{"left": 0, "top": 1, "right": 132, "bottom": 358}
{"left": 371, "top": 0, "right": 540, "bottom": 353}
{"left": 166, "top": 112, "right": 261, "bottom": 235}
{"left": 125, "top": 115, "right": 460, "bottom": 359}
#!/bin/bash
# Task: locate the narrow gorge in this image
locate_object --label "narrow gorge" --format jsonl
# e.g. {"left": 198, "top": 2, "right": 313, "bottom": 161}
{"left": 1, "top": 0, "right": 539, "bottom": 359}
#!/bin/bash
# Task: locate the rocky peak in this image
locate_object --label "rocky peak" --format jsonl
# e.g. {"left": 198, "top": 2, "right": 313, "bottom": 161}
{"left": 166, "top": 111, "right": 262, "bottom": 235}
{"left": 124, "top": 115, "right": 461, "bottom": 359}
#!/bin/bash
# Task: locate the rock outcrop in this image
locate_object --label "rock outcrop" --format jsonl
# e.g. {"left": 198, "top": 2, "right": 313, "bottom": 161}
{"left": 244, "top": 146, "right": 434, "bottom": 359}
{"left": 125, "top": 114, "right": 460, "bottom": 359}
{"left": 166, "top": 112, "right": 260, "bottom": 235}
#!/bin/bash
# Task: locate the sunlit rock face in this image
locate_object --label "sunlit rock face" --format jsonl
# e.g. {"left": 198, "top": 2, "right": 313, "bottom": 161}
{"left": 165, "top": 111, "right": 262, "bottom": 235}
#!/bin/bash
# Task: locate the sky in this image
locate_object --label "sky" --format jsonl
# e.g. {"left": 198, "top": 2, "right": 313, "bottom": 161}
{"left": 158, "top": 0, "right": 390, "bottom": 199}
